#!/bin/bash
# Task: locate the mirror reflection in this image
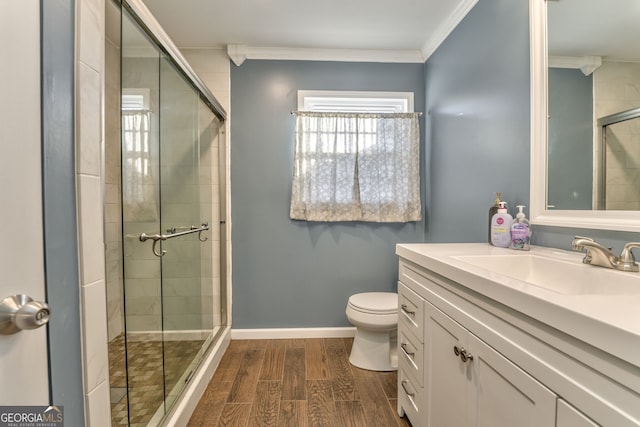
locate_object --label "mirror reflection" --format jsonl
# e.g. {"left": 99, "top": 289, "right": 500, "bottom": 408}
{"left": 546, "top": 0, "right": 640, "bottom": 211}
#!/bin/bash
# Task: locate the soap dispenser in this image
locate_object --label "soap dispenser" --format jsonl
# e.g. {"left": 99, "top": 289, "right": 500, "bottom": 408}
{"left": 490, "top": 202, "right": 513, "bottom": 248}
{"left": 510, "top": 205, "right": 531, "bottom": 251}
{"left": 488, "top": 192, "right": 502, "bottom": 243}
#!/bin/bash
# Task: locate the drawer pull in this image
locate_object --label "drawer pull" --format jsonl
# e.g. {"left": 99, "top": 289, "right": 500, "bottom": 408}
{"left": 401, "top": 304, "right": 415, "bottom": 315}
{"left": 401, "top": 343, "right": 415, "bottom": 357}
{"left": 401, "top": 380, "right": 415, "bottom": 398}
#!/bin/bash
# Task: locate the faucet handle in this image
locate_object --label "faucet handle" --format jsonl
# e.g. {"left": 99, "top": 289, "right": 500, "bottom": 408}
{"left": 572, "top": 236, "right": 594, "bottom": 252}
{"left": 618, "top": 242, "right": 640, "bottom": 272}
{"left": 572, "top": 236, "right": 612, "bottom": 251}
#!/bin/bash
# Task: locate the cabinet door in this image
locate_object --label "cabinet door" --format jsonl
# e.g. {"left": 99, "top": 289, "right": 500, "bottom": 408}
{"left": 425, "top": 303, "right": 468, "bottom": 427}
{"left": 556, "top": 399, "right": 599, "bottom": 427}
{"left": 467, "top": 333, "right": 557, "bottom": 427}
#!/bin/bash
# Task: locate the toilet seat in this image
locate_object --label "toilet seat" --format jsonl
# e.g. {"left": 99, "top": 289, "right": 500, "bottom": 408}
{"left": 347, "top": 292, "right": 398, "bottom": 315}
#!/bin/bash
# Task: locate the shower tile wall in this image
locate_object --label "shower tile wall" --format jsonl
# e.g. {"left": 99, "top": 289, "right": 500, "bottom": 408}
{"left": 183, "top": 48, "right": 230, "bottom": 328}
{"left": 197, "top": 103, "right": 218, "bottom": 332}
{"left": 121, "top": 55, "right": 162, "bottom": 334}
{"left": 594, "top": 61, "right": 640, "bottom": 210}
{"left": 77, "top": 0, "right": 110, "bottom": 421}
{"left": 158, "top": 62, "right": 204, "bottom": 332}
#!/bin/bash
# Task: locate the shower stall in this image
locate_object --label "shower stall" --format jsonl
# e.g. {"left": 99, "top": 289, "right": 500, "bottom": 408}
{"left": 105, "top": 1, "right": 228, "bottom": 425}
{"left": 595, "top": 107, "right": 640, "bottom": 210}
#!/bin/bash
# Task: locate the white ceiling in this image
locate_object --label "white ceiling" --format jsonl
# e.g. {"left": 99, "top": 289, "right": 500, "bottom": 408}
{"left": 547, "top": 0, "right": 640, "bottom": 62}
{"left": 132, "top": 0, "right": 640, "bottom": 65}
{"left": 141, "top": 0, "right": 476, "bottom": 61}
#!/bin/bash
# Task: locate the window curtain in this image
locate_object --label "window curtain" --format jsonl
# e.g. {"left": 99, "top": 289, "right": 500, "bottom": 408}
{"left": 290, "top": 112, "right": 421, "bottom": 222}
{"left": 122, "top": 110, "right": 158, "bottom": 221}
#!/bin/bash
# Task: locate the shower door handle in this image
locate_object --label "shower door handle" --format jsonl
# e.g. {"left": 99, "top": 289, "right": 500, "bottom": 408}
{"left": 0, "top": 294, "right": 51, "bottom": 335}
{"left": 139, "top": 223, "right": 209, "bottom": 257}
{"left": 139, "top": 233, "right": 167, "bottom": 257}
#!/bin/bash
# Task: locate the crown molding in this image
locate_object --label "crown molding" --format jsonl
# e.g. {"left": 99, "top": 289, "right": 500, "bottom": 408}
{"left": 421, "top": 0, "right": 479, "bottom": 60}
{"left": 548, "top": 55, "right": 602, "bottom": 76}
{"left": 227, "top": 0, "right": 479, "bottom": 66}
{"left": 227, "top": 44, "right": 248, "bottom": 66}
{"left": 227, "top": 44, "right": 425, "bottom": 65}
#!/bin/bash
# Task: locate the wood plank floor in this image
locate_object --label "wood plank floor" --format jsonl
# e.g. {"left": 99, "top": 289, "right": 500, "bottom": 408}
{"left": 188, "top": 338, "right": 412, "bottom": 427}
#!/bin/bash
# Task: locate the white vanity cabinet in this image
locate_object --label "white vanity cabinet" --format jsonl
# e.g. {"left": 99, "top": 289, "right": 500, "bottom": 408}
{"left": 396, "top": 244, "right": 640, "bottom": 427}
{"left": 425, "top": 302, "right": 556, "bottom": 427}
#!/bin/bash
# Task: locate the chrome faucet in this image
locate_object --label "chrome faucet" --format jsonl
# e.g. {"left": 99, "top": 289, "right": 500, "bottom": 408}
{"left": 618, "top": 242, "right": 640, "bottom": 272}
{"left": 571, "top": 236, "right": 640, "bottom": 272}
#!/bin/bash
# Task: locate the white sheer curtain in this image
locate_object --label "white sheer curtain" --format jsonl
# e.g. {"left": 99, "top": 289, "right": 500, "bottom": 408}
{"left": 290, "top": 112, "right": 421, "bottom": 222}
{"left": 122, "top": 110, "right": 158, "bottom": 221}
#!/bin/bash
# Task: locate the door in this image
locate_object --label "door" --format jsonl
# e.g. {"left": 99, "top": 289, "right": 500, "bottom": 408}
{"left": 158, "top": 54, "right": 210, "bottom": 409}
{"left": 425, "top": 303, "right": 468, "bottom": 427}
{"left": 0, "top": 0, "right": 49, "bottom": 404}
{"left": 556, "top": 399, "right": 599, "bottom": 427}
{"left": 118, "top": 8, "right": 220, "bottom": 424}
{"left": 467, "top": 333, "right": 556, "bottom": 427}
{"left": 425, "top": 302, "right": 557, "bottom": 427}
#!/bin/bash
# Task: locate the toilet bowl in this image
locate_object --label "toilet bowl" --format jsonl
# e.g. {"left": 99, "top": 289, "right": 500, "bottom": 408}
{"left": 346, "top": 292, "right": 398, "bottom": 371}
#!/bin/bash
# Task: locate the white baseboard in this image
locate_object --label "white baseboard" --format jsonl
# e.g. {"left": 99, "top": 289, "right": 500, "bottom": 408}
{"left": 231, "top": 327, "right": 356, "bottom": 340}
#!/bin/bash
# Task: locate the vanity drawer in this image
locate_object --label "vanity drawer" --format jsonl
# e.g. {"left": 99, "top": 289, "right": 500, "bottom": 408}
{"left": 398, "top": 366, "right": 424, "bottom": 426}
{"left": 399, "top": 329, "right": 424, "bottom": 386}
{"left": 398, "top": 282, "right": 424, "bottom": 342}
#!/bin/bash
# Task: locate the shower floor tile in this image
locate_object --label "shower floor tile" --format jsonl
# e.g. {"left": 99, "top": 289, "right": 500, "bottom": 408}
{"left": 108, "top": 334, "right": 204, "bottom": 426}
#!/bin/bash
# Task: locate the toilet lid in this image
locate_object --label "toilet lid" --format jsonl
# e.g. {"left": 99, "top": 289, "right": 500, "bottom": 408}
{"left": 348, "top": 292, "right": 398, "bottom": 314}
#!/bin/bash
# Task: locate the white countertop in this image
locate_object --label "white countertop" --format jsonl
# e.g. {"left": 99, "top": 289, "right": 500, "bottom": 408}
{"left": 396, "top": 243, "right": 640, "bottom": 368}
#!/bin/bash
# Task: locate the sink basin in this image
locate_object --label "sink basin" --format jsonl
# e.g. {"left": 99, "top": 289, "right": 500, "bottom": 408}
{"left": 453, "top": 254, "right": 640, "bottom": 295}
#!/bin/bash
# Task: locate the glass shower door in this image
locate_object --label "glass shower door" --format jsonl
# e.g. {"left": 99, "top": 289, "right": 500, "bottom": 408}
{"left": 120, "top": 8, "right": 164, "bottom": 426}
{"left": 157, "top": 56, "right": 215, "bottom": 410}
{"left": 116, "top": 6, "right": 222, "bottom": 426}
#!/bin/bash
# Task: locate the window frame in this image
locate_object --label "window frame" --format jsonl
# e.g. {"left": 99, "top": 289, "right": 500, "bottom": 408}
{"left": 297, "top": 90, "right": 414, "bottom": 114}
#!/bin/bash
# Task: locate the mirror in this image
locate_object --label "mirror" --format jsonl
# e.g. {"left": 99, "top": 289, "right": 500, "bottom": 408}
{"left": 529, "top": 0, "right": 640, "bottom": 232}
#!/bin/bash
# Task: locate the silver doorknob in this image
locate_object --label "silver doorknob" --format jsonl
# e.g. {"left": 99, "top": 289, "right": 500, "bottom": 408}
{"left": 0, "top": 294, "right": 51, "bottom": 335}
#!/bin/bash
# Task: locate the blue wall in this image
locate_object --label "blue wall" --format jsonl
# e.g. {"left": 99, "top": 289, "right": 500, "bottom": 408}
{"left": 230, "top": 61, "right": 426, "bottom": 328}
{"left": 42, "top": 0, "right": 84, "bottom": 423}
{"left": 229, "top": 0, "right": 640, "bottom": 330}
{"left": 424, "top": 0, "right": 531, "bottom": 243}
{"left": 547, "top": 68, "right": 593, "bottom": 210}
{"left": 431, "top": 0, "right": 640, "bottom": 252}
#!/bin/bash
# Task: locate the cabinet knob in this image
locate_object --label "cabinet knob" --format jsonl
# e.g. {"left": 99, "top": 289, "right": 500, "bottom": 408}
{"left": 453, "top": 345, "right": 473, "bottom": 363}
{"left": 460, "top": 349, "right": 474, "bottom": 363}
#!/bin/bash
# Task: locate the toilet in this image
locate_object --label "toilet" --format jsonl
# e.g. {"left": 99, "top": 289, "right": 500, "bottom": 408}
{"left": 346, "top": 292, "right": 398, "bottom": 371}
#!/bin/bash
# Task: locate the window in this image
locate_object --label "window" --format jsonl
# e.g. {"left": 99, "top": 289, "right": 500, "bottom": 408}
{"left": 298, "top": 90, "right": 413, "bottom": 113}
{"left": 122, "top": 88, "right": 157, "bottom": 221}
{"left": 290, "top": 91, "right": 421, "bottom": 222}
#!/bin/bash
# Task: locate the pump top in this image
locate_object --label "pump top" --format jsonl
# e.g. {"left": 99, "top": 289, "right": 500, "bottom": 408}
{"left": 516, "top": 205, "right": 526, "bottom": 218}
